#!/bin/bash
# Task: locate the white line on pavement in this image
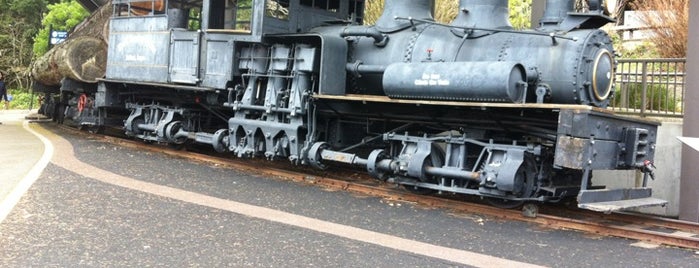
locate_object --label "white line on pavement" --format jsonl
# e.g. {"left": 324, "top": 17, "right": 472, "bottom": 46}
{"left": 0, "top": 121, "right": 54, "bottom": 224}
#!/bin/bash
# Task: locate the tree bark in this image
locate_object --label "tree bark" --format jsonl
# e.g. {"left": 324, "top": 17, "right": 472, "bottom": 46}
{"left": 31, "top": 36, "right": 108, "bottom": 85}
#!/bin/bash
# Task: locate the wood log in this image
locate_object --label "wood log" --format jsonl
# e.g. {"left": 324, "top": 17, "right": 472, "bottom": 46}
{"left": 71, "top": 0, "right": 112, "bottom": 43}
{"left": 31, "top": 36, "right": 108, "bottom": 85}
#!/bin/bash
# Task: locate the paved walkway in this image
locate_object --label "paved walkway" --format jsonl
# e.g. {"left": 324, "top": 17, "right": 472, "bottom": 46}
{"left": 0, "top": 110, "right": 52, "bottom": 223}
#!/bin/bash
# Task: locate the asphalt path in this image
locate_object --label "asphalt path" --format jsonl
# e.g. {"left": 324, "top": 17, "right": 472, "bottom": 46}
{"left": 1, "top": 121, "right": 698, "bottom": 267}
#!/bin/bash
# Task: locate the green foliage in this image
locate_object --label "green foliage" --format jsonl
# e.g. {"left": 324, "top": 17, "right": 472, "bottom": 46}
{"left": 509, "top": 0, "right": 532, "bottom": 29}
{"left": 3, "top": 0, "right": 56, "bottom": 26}
{"left": 33, "top": 0, "right": 90, "bottom": 57}
{"left": 6, "top": 88, "right": 40, "bottom": 109}
{"left": 612, "top": 83, "right": 679, "bottom": 113}
{"left": 619, "top": 41, "right": 660, "bottom": 59}
{"left": 188, "top": 8, "right": 202, "bottom": 30}
{"left": 0, "top": 0, "right": 61, "bottom": 90}
{"left": 610, "top": 31, "right": 661, "bottom": 58}
{"left": 235, "top": 0, "right": 254, "bottom": 29}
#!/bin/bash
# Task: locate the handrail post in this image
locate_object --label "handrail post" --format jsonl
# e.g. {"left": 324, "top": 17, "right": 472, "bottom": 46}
{"left": 620, "top": 74, "right": 627, "bottom": 108}
{"left": 640, "top": 61, "right": 648, "bottom": 116}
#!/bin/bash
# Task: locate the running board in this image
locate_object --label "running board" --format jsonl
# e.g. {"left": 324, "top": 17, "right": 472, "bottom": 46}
{"left": 577, "top": 188, "right": 668, "bottom": 213}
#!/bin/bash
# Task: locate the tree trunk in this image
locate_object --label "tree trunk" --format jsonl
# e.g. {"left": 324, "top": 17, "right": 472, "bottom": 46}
{"left": 31, "top": 36, "right": 108, "bottom": 85}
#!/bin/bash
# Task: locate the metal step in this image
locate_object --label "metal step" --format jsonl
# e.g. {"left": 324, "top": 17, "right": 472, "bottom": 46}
{"left": 577, "top": 188, "right": 668, "bottom": 213}
{"left": 578, "top": 197, "right": 668, "bottom": 213}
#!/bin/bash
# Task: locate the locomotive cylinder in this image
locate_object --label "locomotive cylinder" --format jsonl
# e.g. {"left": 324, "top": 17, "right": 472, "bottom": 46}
{"left": 382, "top": 61, "right": 527, "bottom": 102}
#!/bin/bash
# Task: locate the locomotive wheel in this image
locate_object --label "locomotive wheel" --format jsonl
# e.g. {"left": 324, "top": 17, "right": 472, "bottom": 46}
{"left": 212, "top": 129, "right": 230, "bottom": 153}
{"left": 165, "top": 121, "right": 187, "bottom": 145}
{"left": 56, "top": 103, "right": 66, "bottom": 124}
{"left": 486, "top": 154, "right": 538, "bottom": 209}
{"left": 308, "top": 142, "right": 329, "bottom": 170}
{"left": 130, "top": 118, "right": 145, "bottom": 136}
{"left": 404, "top": 179, "right": 437, "bottom": 195}
{"left": 87, "top": 125, "right": 103, "bottom": 134}
{"left": 404, "top": 145, "right": 445, "bottom": 195}
{"left": 486, "top": 197, "right": 526, "bottom": 209}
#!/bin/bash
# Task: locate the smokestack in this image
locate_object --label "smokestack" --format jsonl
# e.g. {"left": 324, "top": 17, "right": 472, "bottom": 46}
{"left": 451, "top": 0, "right": 512, "bottom": 29}
{"left": 374, "top": 0, "right": 434, "bottom": 32}
{"left": 539, "top": 0, "right": 574, "bottom": 26}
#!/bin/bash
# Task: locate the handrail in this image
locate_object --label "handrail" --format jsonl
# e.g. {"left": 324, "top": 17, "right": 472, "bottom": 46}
{"left": 609, "top": 58, "right": 686, "bottom": 118}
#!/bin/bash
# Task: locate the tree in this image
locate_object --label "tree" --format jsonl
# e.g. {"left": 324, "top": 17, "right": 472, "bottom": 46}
{"left": 612, "top": 0, "right": 636, "bottom": 26}
{"left": 33, "top": 1, "right": 90, "bottom": 58}
{"left": 633, "top": 0, "right": 687, "bottom": 58}
{"left": 0, "top": 0, "right": 60, "bottom": 89}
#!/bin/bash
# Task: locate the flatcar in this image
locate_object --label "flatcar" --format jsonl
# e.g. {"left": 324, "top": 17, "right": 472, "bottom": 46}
{"left": 38, "top": 0, "right": 666, "bottom": 212}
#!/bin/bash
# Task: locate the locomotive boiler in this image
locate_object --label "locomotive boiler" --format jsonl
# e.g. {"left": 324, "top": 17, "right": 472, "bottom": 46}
{"left": 37, "top": 0, "right": 666, "bottom": 212}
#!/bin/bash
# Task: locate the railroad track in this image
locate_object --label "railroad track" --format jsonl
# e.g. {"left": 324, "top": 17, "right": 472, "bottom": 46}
{"left": 51, "top": 122, "right": 699, "bottom": 251}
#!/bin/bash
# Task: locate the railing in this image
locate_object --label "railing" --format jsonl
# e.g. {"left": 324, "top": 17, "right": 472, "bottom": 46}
{"left": 610, "top": 58, "right": 686, "bottom": 118}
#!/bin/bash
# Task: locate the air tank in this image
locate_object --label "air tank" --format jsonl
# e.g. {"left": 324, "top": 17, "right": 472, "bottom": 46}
{"left": 383, "top": 61, "right": 527, "bottom": 102}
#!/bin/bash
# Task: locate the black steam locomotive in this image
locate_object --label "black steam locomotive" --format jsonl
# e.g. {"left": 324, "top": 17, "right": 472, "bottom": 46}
{"left": 39, "top": 0, "right": 666, "bottom": 212}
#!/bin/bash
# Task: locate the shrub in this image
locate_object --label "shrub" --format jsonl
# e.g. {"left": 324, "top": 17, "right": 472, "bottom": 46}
{"left": 612, "top": 83, "right": 679, "bottom": 113}
{"left": 632, "top": 0, "right": 688, "bottom": 58}
{"left": 5, "top": 89, "right": 40, "bottom": 110}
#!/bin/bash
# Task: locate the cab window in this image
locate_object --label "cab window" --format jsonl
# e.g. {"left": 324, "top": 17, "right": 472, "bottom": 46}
{"left": 208, "top": 0, "right": 255, "bottom": 32}
{"left": 300, "top": 0, "right": 339, "bottom": 12}
{"left": 113, "top": 0, "right": 166, "bottom": 16}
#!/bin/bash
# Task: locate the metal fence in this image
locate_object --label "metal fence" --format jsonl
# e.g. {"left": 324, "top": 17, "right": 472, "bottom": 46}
{"left": 609, "top": 58, "right": 686, "bottom": 117}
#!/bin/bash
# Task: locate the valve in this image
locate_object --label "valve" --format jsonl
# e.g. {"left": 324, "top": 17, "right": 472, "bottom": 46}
{"left": 640, "top": 159, "right": 656, "bottom": 187}
{"left": 642, "top": 160, "right": 656, "bottom": 181}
